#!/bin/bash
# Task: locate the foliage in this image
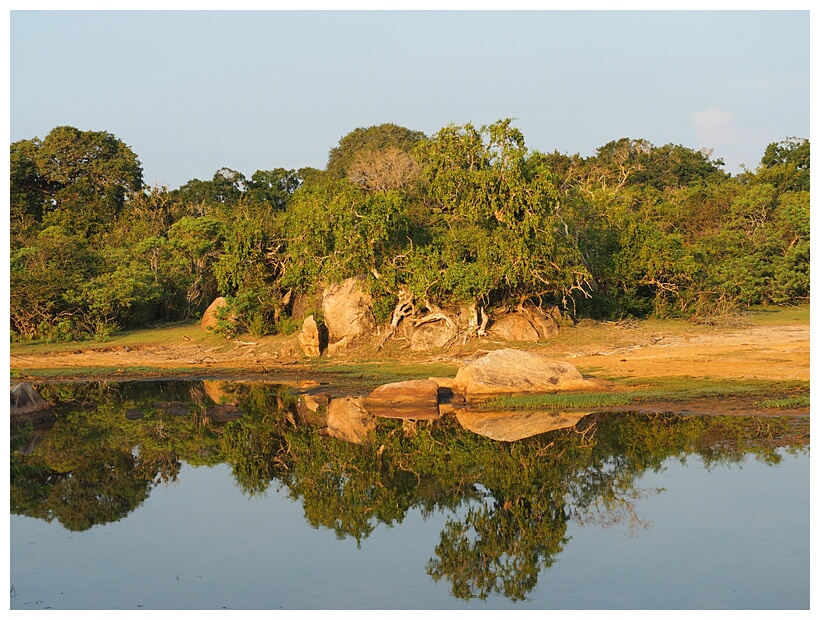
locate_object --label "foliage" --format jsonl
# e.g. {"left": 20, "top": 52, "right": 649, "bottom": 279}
{"left": 9, "top": 123, "right": 809, "bottom": 341}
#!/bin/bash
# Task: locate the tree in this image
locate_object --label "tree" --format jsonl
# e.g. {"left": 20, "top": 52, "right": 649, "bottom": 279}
{"left": 325, "top": 123, "right": 426, "bottom": 179}
{"left": 10, "top": 126, "right": 143, "bottom": 239}
{"left": 756, "top": 137, "right": 809, "bottom": 192}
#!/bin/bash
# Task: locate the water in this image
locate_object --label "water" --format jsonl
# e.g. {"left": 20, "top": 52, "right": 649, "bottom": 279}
{"left": 9, "top": 380, "right": 810, "bottom": 609}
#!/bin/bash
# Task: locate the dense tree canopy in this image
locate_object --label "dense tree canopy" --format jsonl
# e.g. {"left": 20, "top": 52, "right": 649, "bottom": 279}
{"left": 9, "top": 122, "right": 810, "bottom": 341}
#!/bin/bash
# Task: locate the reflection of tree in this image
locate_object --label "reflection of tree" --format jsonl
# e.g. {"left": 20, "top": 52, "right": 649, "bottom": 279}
{"left": 11, "top": 381, "right": 225, "bottom": 530}
{"left": 428, "top": 490, "right": 569, "bottom": 601}
{"left": 10, "top": 381, "right": 808, "bottom": 600}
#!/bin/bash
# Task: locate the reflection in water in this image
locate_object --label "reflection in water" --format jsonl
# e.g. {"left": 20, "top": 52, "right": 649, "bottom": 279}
{"left": 10, "top": 380, "right": 809, "bottom": 602}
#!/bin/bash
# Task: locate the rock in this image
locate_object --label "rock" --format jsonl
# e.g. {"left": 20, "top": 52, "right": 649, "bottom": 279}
{"left": 322, "top": 275, "right": 376, "bottom": 345}
{"left": 488, "top": 312, "right": 540, "bottom": 341}
{"left": 488, "top": 306, "right": 560, "bottom": 342}
{"left": 206, "top": 404, "right": 243, "bottom": 423}
{"left": 364, "top": 379, "right": 440, "bottom": 420}
{"left": 298, "top": 315, "right": 322, "bottom": 357}
{"left": 10, "top": 383, "right": 55, "bottom": 427}
{"left": 452, "top": 349, "right": 592, "bottom": 397}
{"left": 290, "top": 289, "right": 323, "bottom": 323}
{"left": 456, "top": 409, "right": 591, "bottom": 442}
{"left": 325, "top": 397, "right": 375, "bottom": 445}
{"left": 404, "top": 318, "right": 456, "bottom": 351}
{"left": 201, "top": 297, "right": 234, "bottom": 331}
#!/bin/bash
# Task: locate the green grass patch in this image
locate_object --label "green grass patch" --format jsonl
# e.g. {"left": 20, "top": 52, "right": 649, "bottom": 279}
{"left": 484, "top": 392, "right": 634, "bottom": 410}
{"left": 10, "top": 321, "right": 213, "bottom": 355}
{"left": 306, "top": 359, "right": 459, "bottom": 385}
{"left": 756, "top": 395, "right": 811, "bottom": 409}
{"left": 481, "top": 377, "right": 810, "bottom": 411}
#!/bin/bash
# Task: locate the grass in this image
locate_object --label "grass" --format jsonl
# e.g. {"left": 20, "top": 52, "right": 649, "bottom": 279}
{"left": 481, "top": 377, "right": 810, "bottom": 412}
{"left": 756, "top": 395, "right": 811, "bottom": 409}
{"left": 10, "top": 321, "right": 215, "bottom": 355}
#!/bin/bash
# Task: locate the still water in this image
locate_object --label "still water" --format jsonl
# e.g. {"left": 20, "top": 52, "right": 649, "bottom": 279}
{"left": 9, "top": 380, "right": 810, "bottom": 609}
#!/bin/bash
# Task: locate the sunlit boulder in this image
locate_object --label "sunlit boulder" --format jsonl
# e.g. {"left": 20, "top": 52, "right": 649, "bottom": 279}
{"left": 452, "top": 349, "right": 593, "bottom": 397}
{"left": 364, "top": 379, "right": 440, "bottom": 420}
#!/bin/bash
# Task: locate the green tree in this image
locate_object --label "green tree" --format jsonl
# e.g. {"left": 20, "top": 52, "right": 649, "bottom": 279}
{"left": 10, "top": 126, "right": 143, "bottom": 240}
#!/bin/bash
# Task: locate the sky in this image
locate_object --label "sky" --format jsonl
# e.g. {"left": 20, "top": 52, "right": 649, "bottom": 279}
{"left": 7, "top": 8, "right": 812, "bottom": 191}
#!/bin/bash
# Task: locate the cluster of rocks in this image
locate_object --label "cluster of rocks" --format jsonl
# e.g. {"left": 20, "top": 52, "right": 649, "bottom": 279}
{"left": 202, "top": 275, "right": 568, "bottom": 358}
{"left": 297, "top": 348, "right": 603, "bottom": 443}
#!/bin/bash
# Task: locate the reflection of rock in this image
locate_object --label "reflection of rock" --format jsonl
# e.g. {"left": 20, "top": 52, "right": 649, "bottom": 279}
{"left": 322, "top": 275, "right": 376, "bottom": 349}
{"left": 296, "top": 392, "right": 330, "bottom": 426}
{"left": 488, "top": 306, "right": 560, "bottom": 342}
{"left": 456, "top": 409, "right": 591, "bottom": 442}
{"left": 125, "top": 408, "right": 145, "bottom": 420}
{"left": 12, "top": 426, "right": 53, "bottom": 455}
{"left": 206, "top": 404, "right": 243, "bottom": 423}
{"left": 364, "top": 379, "right": 440, "bottom": 420}
{"left": 203, "top": 380, "right": 233, "bottom": 405}
{"left": 10, "top": 383, "right": 55, "bottom": 427}
{"left": 326, "top": 397, "right": 375, "bottom": 444}
{"left": 155, "top": 401, "right": 191, "bottom": 416}
{"left": 452, "top": 349, "right": 592, "bottom": 397}
{"left": 298, "top": 315, "right": 322, "bottom": 357}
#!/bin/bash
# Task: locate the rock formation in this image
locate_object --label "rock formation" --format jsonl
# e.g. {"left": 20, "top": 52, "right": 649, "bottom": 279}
{"left": 201, "top": 297, "right": 233, "bottom": 331}
{"left": 363, "top": 379, "right": 440, "bottom": 419}
{"left": 298, "top": 315, "right": 322, "bottom": 357}
{"left": 322, "top": 276, "right": 376, "bottom": 349}
{"left": 488, "top": 305, "right": 560, "bottom": 342}
{"left": 451, "top": 348, "right": 592, "bottom": 397}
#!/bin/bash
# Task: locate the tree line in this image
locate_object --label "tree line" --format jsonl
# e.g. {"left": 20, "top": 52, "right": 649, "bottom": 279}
{"left": 10, "top": 121, "right": 810, "bottom": 342}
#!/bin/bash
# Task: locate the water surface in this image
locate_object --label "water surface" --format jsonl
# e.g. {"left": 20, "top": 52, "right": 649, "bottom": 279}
{"left": 9, "top": 380, "right": 810, "bottom": 609}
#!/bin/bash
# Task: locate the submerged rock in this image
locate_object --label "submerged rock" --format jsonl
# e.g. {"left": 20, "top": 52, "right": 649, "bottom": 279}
{"left": 456, "top": 409, "right": 591, "bottom": 442}
{"left": 452, "top": 349, "right": 592, "bottom": 397}
{"left": 364, "top": 379, "right": 440, "bottom": 420}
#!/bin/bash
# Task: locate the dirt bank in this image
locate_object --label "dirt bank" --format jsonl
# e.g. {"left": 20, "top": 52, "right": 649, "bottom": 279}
{"left": 10, "top": 315, "right": 810, "bottom": 388}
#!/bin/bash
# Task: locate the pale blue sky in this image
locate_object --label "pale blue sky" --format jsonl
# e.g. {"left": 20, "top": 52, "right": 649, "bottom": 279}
{"left": 9, "top": 9, "right": 810, "bottom": 190}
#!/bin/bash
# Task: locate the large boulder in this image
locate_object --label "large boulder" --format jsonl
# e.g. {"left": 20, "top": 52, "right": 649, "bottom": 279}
{"left": 452, "top": 349, "right": 592, "bottom": 397}
{"left": 298, "top": 315, "right": 322, "bottom": 357}
{"left": 325, "top": 397, "right": 375, "bottom": 444}
{"left": 488, "top": 306, "right": 560, "bottom": 342}
{"left": 404, "top": 317, "right": 456, "bottom": 351}
{"left": 322, "top": 276, "right": 376, "bottom": 345}
{"left": 201, "top": 297, "right": 234, "bottom": 332}
{"left": 364, "top": 379, "right": 440, "bottom": 420}
{"left": 456, "top": 409, "right": 591, "bottom": 442}
{"left": 10, "top": 383, "right": 55, "bottom": 427}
